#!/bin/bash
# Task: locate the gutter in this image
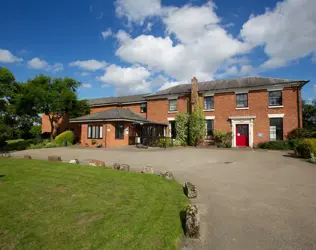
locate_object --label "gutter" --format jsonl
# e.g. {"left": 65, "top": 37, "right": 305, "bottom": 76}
{"left": 296, "top": 80, "right": 310, "bottom": 128}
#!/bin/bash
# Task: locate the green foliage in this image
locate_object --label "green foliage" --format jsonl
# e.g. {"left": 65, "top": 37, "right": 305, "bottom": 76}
{"left": 30, "top": 125, "right": 42, "bottom": 138}
{"left": 55, "top": 130, "right": 75, "bottom": 145}
{"left": 188, "top": 105, "right": 205, "bottom": 146}
{"left": 1, "top": 139, "right": 42, "bottom": 151}
{"left": 0, "top": 67, "right": 15, "bottom": 98}
{"left": 91, "top": 139, "right": 97, "bottom": 145}
{"left": 257, "top": 140, "right": 290, "bottom": 150}
{"left": 214, "top": 131, "right": 232, "bottom": 148}
{"left": 287, "top": 138, "right": 304, "bottom": 150}
{"left": 159, "top": 138, "right": 173, "bottom": 148}
{"left": 0, "top": 158, "right": 188, "bottom": 249}
{"left": 295, "top": 139, "right": 316, "bottom": 159}
{"left": 303, "top": 99, "right": 316, "bottom": 129}
{"left": 28, "top": 140, "right": 62, "bottom": 149}
{"left": 287, "top": 128, "right": 314, "bottom": 140}
{"left": 175, "top": 113, "right": 189, "bottom": 146}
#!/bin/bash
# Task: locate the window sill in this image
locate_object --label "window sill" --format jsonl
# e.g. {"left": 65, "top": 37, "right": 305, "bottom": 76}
{"left": 203, "top": 109, "right": 214, "bottom": 112}
{"left": 168, "top": 111, "right": 177, "bottom": 114}
{"left": 268, "top": 105, "right": 283, "bottom": 109}
{"left": 236, "top": 107, "right": 249, "bottom": 110}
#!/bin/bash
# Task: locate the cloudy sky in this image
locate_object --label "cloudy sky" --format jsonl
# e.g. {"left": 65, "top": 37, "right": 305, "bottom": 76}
{"left": 0, "top": 0, "right": 315, "bottom": 100}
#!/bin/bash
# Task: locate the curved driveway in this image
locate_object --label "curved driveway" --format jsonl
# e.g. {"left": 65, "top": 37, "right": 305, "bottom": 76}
{"left": 11, "top": 147, "right": 316, "bottom": 250}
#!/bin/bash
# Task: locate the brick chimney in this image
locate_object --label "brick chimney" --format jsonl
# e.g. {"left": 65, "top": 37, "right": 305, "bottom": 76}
{"left": 191, "top": 77, "right": 199, "bottom": 112}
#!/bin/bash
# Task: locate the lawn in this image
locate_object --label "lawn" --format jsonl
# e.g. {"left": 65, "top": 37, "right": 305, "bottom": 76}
{"left": 0, "top": 158, "right": 188, "bottom": 250}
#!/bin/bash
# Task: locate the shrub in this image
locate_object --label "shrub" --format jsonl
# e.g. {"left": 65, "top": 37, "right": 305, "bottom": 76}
{"left": 257, "top": 140, "right": 290, "bottom": 150}
{"left": 214, "top": 131, "right": 232, "bottom": 148}
{"left": 295, "top": 139, "right": 316, "bottom": 158}
{"left": 55, "top": 130, "right": 74, "bottom": 145}
{"left": 188, "top": 105, "right": 205, "bottom": 146}
{"left": 287, "top": 138, "right": 304, "bottom": 150}
{"left": 175, "top": 113, "right": 189, "bottom": 146}
{"left": 159, "top": 138, "right": 173, "bottom": 148}
{"left": 2, "top": 139, "right": 43, "bottom": 151}
{"left": 30, "top": 125, "right": 42, "bottom": 138}
{"left": 287, "top": 128, "right": 313, "bottom": 140}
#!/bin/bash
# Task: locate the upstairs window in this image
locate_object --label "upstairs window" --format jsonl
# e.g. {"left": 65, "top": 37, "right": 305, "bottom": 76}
{"left": 140, "top": 103, "right": 147, "bottom": 113}
{"left": 88, "top": 125, "right": 103, "bottom": 139}
{"left": 115, "top": 124, "right": 124, "bottom": 140}
{"left": 269, "top": 90, "right": 282, "bottom": 106}
{"left": 169, "top": 99, "right": 177, "bottom": 112}
{"left": 236, "top": 93, "right": 248, "bottom": 108}
{"left": 204, "top": 96, "right": 214, "bottom": 110}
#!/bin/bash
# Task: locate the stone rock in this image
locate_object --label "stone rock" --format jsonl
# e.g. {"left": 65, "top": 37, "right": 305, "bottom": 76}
{"left": 160, "top": 171, "right": 174, "bottom": 180}
{"left": 112, "top": 163, "right": 130, "bottom": 171}
{"left": 141, "top": 166, "right": 154, "bottom": 174}
{"left": 48, "top": 156, "right": 62, "bottom": 162}
{"left": 69, "top": 159, "right": 79, "bottom": 164}
{"left": 185, "top": 205, "right": 200, "bottom": 238}
{"left": 184, "top": 182, "right": 197, "bottom": 198}
{"left": 88, "top": 159, "right": 105, "bottom": 167}
{"left": 24, "top": 155, "right": 32, "bottom": 160}
{"left": 119, "top": 164, "right": 130, "bottom": 172}
{"left": 0, "top": 153, "right": 11, "bottom": 158}
{"left": 112, "top": 163, "right": 121, "bottom": 170}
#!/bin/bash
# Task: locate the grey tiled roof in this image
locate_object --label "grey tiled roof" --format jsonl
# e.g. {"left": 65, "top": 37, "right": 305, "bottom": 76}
{"left": 147, "top": 76, "right": 307, "bottom": 97}
{"left": 70, "top": 108, "right": 150, "bottom": 123}
{"left": 87, "top": 93, "right": 148, "bottom": 106}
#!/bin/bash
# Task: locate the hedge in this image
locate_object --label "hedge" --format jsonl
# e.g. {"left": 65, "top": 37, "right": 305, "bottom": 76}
{"left": 55, "top": 130, "right": 75, "bottom": 145}
{"left": 257, "top": 140, "right": 290, "bottom": 150}
{"left": 295, "top": 139, "right": 316, "bottom": 159}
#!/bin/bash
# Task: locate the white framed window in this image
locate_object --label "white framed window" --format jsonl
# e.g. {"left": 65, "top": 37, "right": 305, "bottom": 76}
{"left": 88, "top": 125, "right": 103, "bottom": 139}
{"left": 168, "top": 99, "right": 177, "bottom": 112}
{"left": 269, "top": 90, "right": 282, "bottom": 106}
{"left": 236, "top": 93, "right": 248, "bottom": 108}
{"left": 204, "top": 96, "right": 214, "bottom": 110}
{"left": 269, "top": 118, "right": 283, "bottom": 140}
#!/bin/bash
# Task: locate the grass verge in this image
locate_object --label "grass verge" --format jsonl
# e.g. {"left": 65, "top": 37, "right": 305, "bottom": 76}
{"left": 0, "top": 158, "right": 188, "bottom": 250}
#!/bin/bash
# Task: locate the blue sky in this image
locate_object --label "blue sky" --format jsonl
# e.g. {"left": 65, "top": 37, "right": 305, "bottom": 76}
{"left": 0, "top": 0, "right": 315, "bottom": 101}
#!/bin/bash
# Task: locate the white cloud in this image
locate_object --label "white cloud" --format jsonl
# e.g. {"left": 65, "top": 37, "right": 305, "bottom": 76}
{"left": 115, "top": 1, "right": 249, "bottom": 82}
{"left": 240, "top": 65, "right": 254, "bottom": 74}
{"left": 241, "top": 0, "right": 316, "bottom": 69}
{"left": 97, "top": 64, "right": 152, "bottom": 95}
{"left": 159, "top": 80, "right": 186, "bottom": 90}
{"left": 81, "top": 83, "right": 92, "bottom": 88}
{"left": 101, "top": 28, "right": 112, "bottom": 39}
{"left": 27, "top": 57, "right": 49, "bottom": 69}
{"left": 115, "top": 0, "right": 161, "bottom": 24}
{"left": 27, "top": 57, "right": 63, "bottom": 72}
{"left": 0, "top": 49, "right": 23, "bottom": 63}
{"left": 69, "top": 59, "right": 107, "bottom": 71}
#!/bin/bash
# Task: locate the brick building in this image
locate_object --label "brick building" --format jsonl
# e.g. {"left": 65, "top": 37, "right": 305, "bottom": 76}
{"left": 42, "top": 76, "right": 309, "bottom": 148}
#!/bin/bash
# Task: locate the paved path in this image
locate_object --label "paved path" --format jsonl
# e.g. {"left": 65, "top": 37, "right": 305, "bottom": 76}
{"left": 11, "top": 147, "right": 316, "bottom": 250}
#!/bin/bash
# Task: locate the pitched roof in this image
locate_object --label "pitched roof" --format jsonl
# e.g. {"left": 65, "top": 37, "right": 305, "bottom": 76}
{"left": 69, "top": 107, "right": 150, "bottom": 123}
{"left": 87, "top": 93, "right": 148, "bottom": 106}
{"left": 147, "top": 76, "right": 308, "bottom": 97}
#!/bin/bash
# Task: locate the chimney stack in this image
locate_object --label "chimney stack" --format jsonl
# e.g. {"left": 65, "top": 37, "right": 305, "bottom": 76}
{"left": 191, "top": 77, "right": 199, "bottom": 111}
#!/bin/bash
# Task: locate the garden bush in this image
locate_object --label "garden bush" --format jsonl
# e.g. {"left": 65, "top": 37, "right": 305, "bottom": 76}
{"left": 214, "top": 131, "right": 232, "bottom": 148}
{"left": 175, "top": 113, "right": 189, "bottom": 146}
{"left": 158, "top": 138, "right": 173, "bottom": 148}
{"left": 257, "top": 140, "right": 290, "bottom": 150}
{"left": 188, "top": 105, "right": 205, "bottom": 146}
{"left": 286, "top": 138, "right": 304, "bottom": 150}
{"left": 55, "top": 130, "right": 74, "bottom": 145}
{"left": 295, "top": 139, "right": 316, "bottom": 159}
{"left": 287, "top": 128, "right": 313, "bottom": 140}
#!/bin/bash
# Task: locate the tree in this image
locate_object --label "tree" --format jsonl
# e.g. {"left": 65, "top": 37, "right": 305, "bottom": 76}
{"left": 0, "top": 67, "right": 15, "bottom": 99}
{"left": 303, "top": 99, "right": 316, "bottom": 129}
{"left": 20, "top": 75, "right": 83, "bottom": 138}
{"left": 188, "top": 104, "right": 205, "bottom": 146}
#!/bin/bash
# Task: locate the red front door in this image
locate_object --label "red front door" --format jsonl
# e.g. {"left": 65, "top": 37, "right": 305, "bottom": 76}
{"left": 236, "top": 124, "right": 249, "bottom": 147}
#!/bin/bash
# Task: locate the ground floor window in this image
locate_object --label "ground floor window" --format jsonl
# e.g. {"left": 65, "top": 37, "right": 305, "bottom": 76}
{"left": 115, "top": 124, "right": 124, "bottom": 139}
{"left": 88, "top": 125, "right": 103, "bottom": 139}
{"left": 205, "top": 119, "right": 214, "bottom": 137}
{"left": 269, "top": 118, "right": 283, "bottom": 140}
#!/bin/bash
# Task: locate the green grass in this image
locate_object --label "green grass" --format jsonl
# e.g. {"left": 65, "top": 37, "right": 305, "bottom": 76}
{"left": 0, "top": 158, "right": 188, "bottom": 250}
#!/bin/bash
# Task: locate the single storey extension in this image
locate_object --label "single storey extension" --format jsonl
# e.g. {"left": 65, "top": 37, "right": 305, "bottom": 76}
{"left": 42, "top": 76, "right": 309, "bottom": 148}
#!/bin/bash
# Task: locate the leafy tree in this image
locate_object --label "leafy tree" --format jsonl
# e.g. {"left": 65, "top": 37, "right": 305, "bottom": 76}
{"left": 30, "top": 125, "right": 42, "bottom": 138}
{"left": 20, "top": 75, "right": 83, "bottom": 138}
{"left": 303, "top": 99, "right": 316, "bottom": 129}
{"left": 175, "top": 113, "right": 189, "bottom": 146}
{"left": 0, "top": 67, "right": 15, "bottom": 99}
{"left": 188, "top": 104, "right": 205, "bottom": 146}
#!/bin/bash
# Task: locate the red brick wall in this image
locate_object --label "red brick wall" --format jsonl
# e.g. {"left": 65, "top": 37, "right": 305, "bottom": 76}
{"left": 80, "top": 122, "right": 131, "bottom": 148}
{"left": 203, "top": 87, "right": 300, "bottom": 145}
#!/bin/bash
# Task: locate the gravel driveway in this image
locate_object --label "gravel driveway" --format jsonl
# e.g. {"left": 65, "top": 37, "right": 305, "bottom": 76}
{"left": 10, "top": 147, "right": 316, "bottom": 250}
